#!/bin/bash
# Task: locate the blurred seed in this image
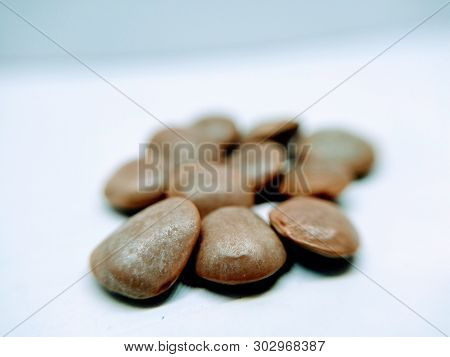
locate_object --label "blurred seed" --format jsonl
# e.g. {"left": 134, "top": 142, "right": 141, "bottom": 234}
{"left": 228, "top": 141, "right": 287, "bottom": 191}
{"left": 244, "top": 119, "right": 299, "bottom": 144}
{"left": 270, "top": 196, "right": 359, "bottom": 258}
{"left": 280, "top": 155, "right": 351, "bottom": 199}
{"left": 304, "top": 129, "right": 375, "bottom": 178}
{"left": 104, "top": 158, "right": 165, "bottom": 212}
{"left": 166, "top": 162, "right": 254, "bottom": 217}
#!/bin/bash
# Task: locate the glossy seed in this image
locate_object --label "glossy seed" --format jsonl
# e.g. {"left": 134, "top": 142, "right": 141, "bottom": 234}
{"left": 269, "top": 196, "right": 359, "bottom": 258}
{"left": 90, "top": 197, "right": 201, "bottom": 299}
{"left": 305, "top": 129, "right": 375, "bottom": 177}
{"left": 196, "top": 206, "right": 287, "bottom": 284}
{"left": 166, "top": 162, "right": 254, "bottom": 217}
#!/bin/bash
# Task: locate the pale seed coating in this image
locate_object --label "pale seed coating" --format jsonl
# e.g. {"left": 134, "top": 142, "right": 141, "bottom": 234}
{"left": 150, "top": 127, "right": 223, "bottom": 163}
{"left": 192, "top": 115, "right": 240, "bottom": 148}
{"left": 228, "top": 141, "right": 287, "bottom": 191}
{"left": 280, "top": 155, "right": 351, "bottom": 199}
{"left": 269, "top": 196, "right": 359, "bottom": 258}
{"left": 90, "top": 197, "right": 201, "bottom": 299}
{"left": 196, "top": 206, "right": 287, "bottom": 284}
{"left": 104, "top": 159, "right": 165, "bottom": 211}
{"left": 166, "top": 162, "right": 254, "bottom": 217}
{"left": 306, "top": 129, "right": 375, "bottom": 177}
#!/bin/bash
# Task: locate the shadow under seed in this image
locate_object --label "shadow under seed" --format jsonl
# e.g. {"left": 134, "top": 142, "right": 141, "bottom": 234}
{"left": 180, "top": 250, "right": 293, "bottom": 298}
{"left": 98, "top": 281, "right": 178, "bottom": 308}
{"left": 283, "top": 239, "right": 353, "bottom": 276}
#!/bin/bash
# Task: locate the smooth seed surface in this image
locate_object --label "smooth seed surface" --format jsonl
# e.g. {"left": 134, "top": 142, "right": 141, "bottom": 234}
{"left": 269, "top": 196, "right": 359, "bottom": 258}
{"left": 228, "top": 141, "right": 287, "bottom": 191}
{"left": 104, "top": 159, "right": 165, "bottom": 211}
{"left": 280, "top": 155, "right": 351, "bottom": 199}
{"left": 150, "top": 127, "right": 223, "bottom": 163}
{"left": 305, "top": 129, "right": 375, "bottom": 177}
{"left": 166, "top": 162, "right": 254, "bottom": 217}
{"left": 90, "top": 197, "right": 201, "bottom": 299}
{"left": 192, "top": 115, "right": 240, "bottom": 148}
{"left": 196, "top": 206, "right": 287, "bottom": 284}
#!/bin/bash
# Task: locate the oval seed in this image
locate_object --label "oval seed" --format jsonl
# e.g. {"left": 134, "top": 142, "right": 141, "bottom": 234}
{"left": 280, "top": 155, "right": 351, "bottom": 199}
{"left": 228, "top": 141, "right": 287, "bottom": 191}
{"left": 104, "top": 159, "right": 165, "bottom": 212}
{"left": 192, "top": 115, "right": 240, "bottom": 149}
{"left": 166, "top": 162, "right": 254, "bottom": 217}
{"left": 196, "top": 206, "right": 287, "bottom": 284}
{"left": 269, "top": 196, "right": 359, "bottom": 258}
{"left": 90, "top": 197, "right": 201, "bottom": 299}
{"left": 305, "top": 129, "right": 375, "bottom": 177}
{"left": 244, "top": 119, "right": 299, "bottom": 144}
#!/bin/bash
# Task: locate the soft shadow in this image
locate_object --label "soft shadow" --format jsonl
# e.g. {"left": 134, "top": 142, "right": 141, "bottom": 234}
{"left": 97, "top": 280, "right": 178, "bottom": 308}
{"left": 108, "top": 205, "right": 143, "bottom": 217}
{"left": 180, "top": 246, "right": 293, "bottom": 298}
{"left": 255, "top": 175, "right": 289, "bottom": 203}
{"left": 283, "top": 239, "right": 352, "bottom": 276}
{"left": 311, "top": 193, "right": 340, "bottom": 203}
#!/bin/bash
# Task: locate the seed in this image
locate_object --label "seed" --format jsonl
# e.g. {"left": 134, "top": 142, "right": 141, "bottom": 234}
{"left": 150, "top": 116, "right": 239, "bottom": 164}
{"left": 305, "top": 129, "right": 375, "bottom": 178}
{"left": 195, "top": 206, "right": 287, "bottom": 284}
{"left": 244, "top": 119, "right": 299, "bottom": 144}
{"left": 228, "top": 141, "right": 287, "bottom": 191}
{"left": 104, "top": 159, "right": 165, "bottom": 212}
{"left": 90, "top": 197, "right": 201, "bottom": 299}
{"left": 166, "top": 162, "right": 254, "bottom": 217}
{"left": 279, "top": 155, "right": 351, "bottom": 199}
{"left": 269, "top": 196, "right": 359, "bottom": 258}
{"left": 150, "top": 127, "right": 223, "bottom": 164}
{"left": 192, "top": 115, "right": 240, "bottom": 149}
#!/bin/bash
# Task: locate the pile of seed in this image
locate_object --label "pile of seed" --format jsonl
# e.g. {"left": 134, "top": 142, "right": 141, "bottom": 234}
{"left": 91, "top": 115, "right": 375, "bottom": 299}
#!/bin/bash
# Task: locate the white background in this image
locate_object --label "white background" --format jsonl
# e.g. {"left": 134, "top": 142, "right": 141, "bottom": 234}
{"left": 0, "top": 1, "right": 449, "bottom": 336}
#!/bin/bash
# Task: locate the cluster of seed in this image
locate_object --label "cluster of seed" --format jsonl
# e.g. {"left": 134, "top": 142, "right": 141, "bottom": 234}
{"left": 91, "top": 115, "right": 375, "bottom": 300}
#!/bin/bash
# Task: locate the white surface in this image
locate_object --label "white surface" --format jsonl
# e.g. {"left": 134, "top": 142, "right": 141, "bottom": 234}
{"left": 1, "top": 26, "right": 449, "bottom": 336}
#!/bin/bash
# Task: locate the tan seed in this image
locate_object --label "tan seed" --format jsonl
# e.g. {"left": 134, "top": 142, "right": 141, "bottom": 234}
{"left": 228, "top": 141, "right": 287, "bottom": 191}
{"left": 280, "top": 155, "right": 351, "bottom": 199}
{"left": 305, "top": 129, "right": 375, "bottom": 177}
{"left": 244, "top": 119, "right": 299, "bottom": 144}
{"left": 192, "top": 115, "right": 240, "bottom": 149}
{"left": 196, "top": 206, "right": 287, "bottom": 284}
{"left": 166, "top": 162, "right": 254, "bottom": 217}
{"left": 90, "top": 197, "right": 201, "bottom": 299}
{"left": 269, "top": 196, "right": 359, "bottom": 258}
{"left": 104, "top": 159, "right": 165, "bottom": 212}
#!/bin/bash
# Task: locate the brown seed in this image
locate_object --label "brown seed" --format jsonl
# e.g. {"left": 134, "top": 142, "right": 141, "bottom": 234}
{"left": 192, "top": 115, "right": 240, "bottom": 149}
{"left": 150, "top": 116, "right": 240, "bottom": 164}
{"left": 244, "top": 119, "right": 299, "bottom": 144}
{"left": 269, "top": 196, "right": 359, "bottom": 258}
{"left": 195, "top": 206, "right": 287, "bottom": 284}
{"left": 228, "top": 141, "right": 287, "bottom": 191}
{"left": 166, "top": 162, "right": 254, "bottom": 217}
{"left": 280, "top": 155, "right": 351, "bottom": 199}
{"left": 104, "top": 159, "right": 165, "bottom": 212}
{"left": 305, "top": 129, "right": 375, "bottom": 177}
{"left": 150, "top": 127, "right": 222, "bottom": 163}
{"left": 90, "top": 197, "right": 201, "bottom": 299}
